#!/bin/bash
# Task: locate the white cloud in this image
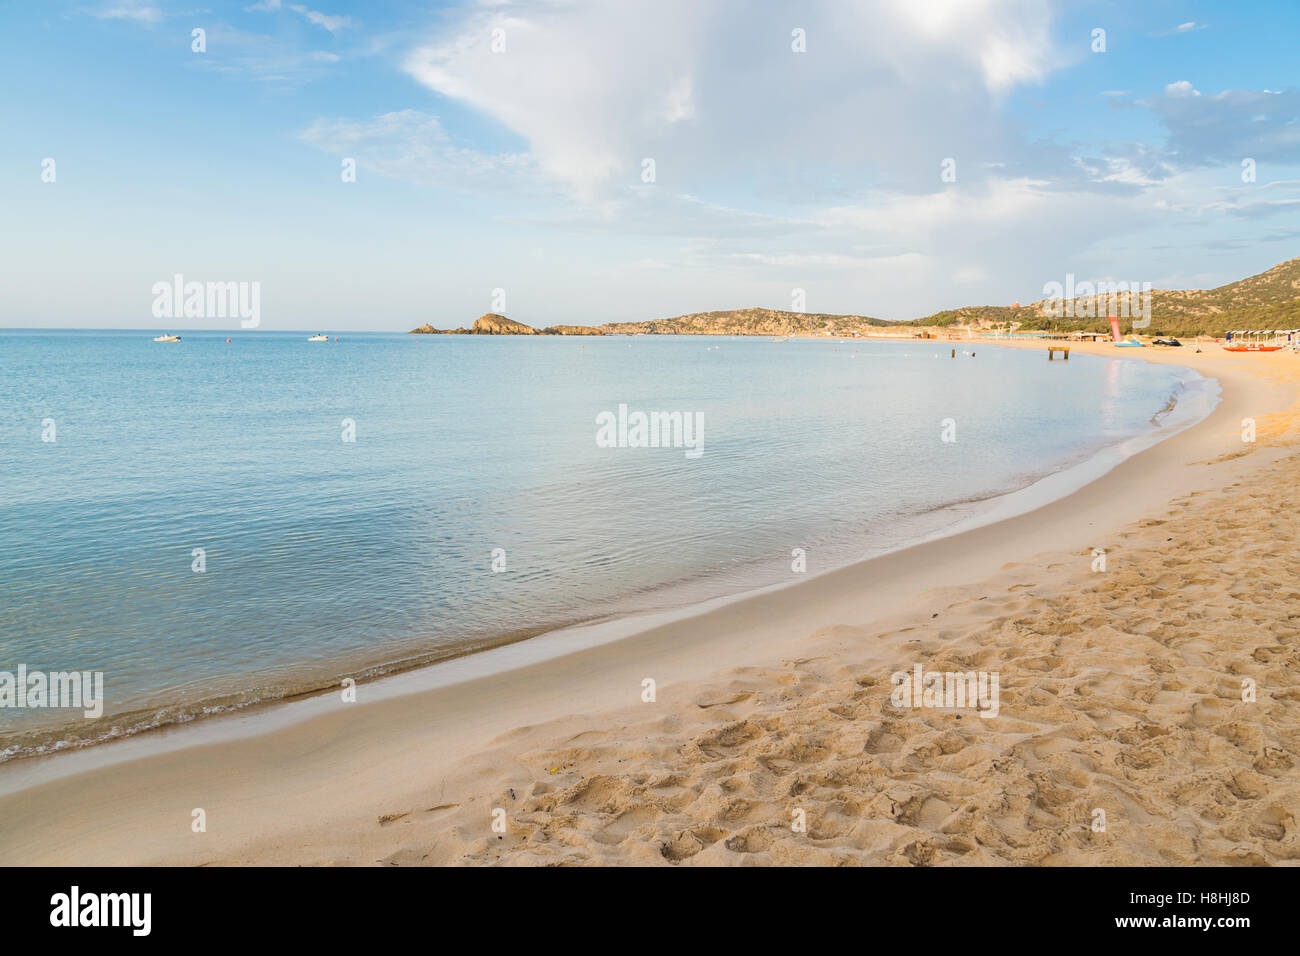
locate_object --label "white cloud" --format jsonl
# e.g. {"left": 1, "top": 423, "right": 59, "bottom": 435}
{"left": 1152, "top": 21, "right": 1208, "bottom": 37}
{"left": 340, "top": 2, "right": 1283, "bottom": 319}
{"left": 663, "top": 77, "right": 695, "bottom": 124}
{"left": 885, "top": 0, "right": 1056, "bottom": 92}
{"left": 821, "top": 178, "right": 1057, "bottom": 236}
{"left": 401, "top": 0, "right": 1062, "bottom": 203}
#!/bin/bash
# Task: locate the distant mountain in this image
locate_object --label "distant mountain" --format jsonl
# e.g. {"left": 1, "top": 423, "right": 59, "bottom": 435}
{"left": 600, "top": 307, "right": 894, "bottom": 337}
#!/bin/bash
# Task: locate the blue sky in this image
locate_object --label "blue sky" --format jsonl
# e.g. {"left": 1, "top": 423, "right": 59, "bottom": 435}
{"left": 2, "top": 0, "right": 1298, "bottom": 330}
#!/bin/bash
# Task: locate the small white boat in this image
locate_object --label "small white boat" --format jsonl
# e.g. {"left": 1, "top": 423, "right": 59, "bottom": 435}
{"left": 307, "top": 333, "right": 328, "bottom": 342}
{"left": 153, "top": 334, "right": 181, "bottom": 342}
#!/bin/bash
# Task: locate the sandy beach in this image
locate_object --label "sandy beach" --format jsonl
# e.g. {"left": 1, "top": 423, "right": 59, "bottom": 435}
{"left": 2, "top": 339, "right": 1297, "bottom": 866}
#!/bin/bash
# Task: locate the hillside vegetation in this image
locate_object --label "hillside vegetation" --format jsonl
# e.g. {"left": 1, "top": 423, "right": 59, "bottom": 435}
{"left": 916, "top": 257, "right": 1300, "bottom": 337}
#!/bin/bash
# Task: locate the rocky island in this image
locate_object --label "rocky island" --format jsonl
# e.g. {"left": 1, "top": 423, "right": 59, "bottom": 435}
{"left": 410, "top": 314, "right": 604, "bottom": 335}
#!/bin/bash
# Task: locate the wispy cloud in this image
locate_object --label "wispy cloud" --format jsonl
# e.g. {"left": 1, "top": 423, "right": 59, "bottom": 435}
{"left": 289, "top": 4, "right": 352, "bottom": 34}
{"left": 1154, "top": 21, "right": 1208, "bottom": 36}
{"left": 245, "top": 0, "right": 352, "bottom": 34}
{"left": 299, "top": 109, "right": 537, "bottom": 192}
{"left": 185, "top": 23, "right": 347, "bottom": 84}
{"left": 93, "top": 0, "right": 163, "bottom": 24}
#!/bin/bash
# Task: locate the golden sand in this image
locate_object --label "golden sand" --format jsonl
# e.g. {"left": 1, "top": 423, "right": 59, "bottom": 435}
{"left": 435, "top": 451, "right": 1299, "bottom": 865}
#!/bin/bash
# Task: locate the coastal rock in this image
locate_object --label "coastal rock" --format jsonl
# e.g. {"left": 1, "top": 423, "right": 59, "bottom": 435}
{"left": 543, "top": 325, "right": 604, "bottom": 336}
{"left": 471, "top": 313, "right": 538, "bottom": 335}
{"left": 600, "top": 307, "right": 894, "bottom": 338}
{"left": 410, "top": 315, "right": 604, "bottom": 335}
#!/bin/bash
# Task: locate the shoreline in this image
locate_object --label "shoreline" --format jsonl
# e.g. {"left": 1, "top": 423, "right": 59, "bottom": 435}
{"left": 0, "top": 347, "right": 1212, "bottom": 769}
{"left": 1, "top": 341, "right": 1295, "bottom": 864}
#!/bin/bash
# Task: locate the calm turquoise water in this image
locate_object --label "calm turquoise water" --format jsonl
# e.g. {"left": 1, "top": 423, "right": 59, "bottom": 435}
{"left": 0, "top": 330, "right": 1209, "bottom": 757}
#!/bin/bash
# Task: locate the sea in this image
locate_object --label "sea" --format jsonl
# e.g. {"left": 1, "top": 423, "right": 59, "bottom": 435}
{"left": 0, "top": 329, "right": 1218, "bottom": 759}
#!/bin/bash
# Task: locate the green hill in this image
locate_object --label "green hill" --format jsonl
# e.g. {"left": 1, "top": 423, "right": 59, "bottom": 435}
{"left": 916, "top": 257, "right": 1300, "bottom": 337}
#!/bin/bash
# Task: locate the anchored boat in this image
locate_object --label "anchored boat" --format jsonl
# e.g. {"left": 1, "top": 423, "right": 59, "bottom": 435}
{"left": 153, "top": 334, "right": 181, "bottom": 342}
